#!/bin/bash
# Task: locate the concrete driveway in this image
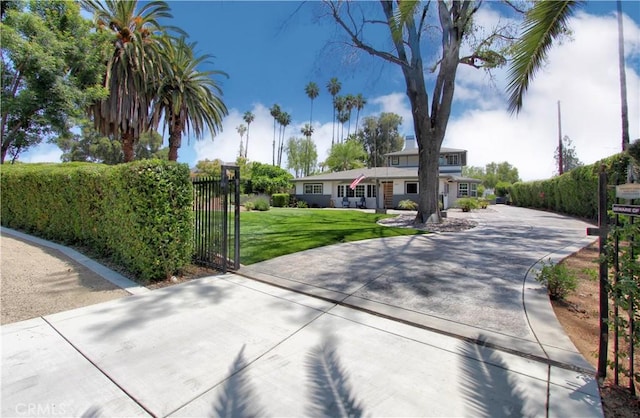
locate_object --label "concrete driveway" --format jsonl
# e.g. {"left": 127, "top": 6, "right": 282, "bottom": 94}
{"left": 1, "top": 206, "right": 602, "bottom": 417}
{"left": 239, "top": 205, "right": 597, "bottom": 370}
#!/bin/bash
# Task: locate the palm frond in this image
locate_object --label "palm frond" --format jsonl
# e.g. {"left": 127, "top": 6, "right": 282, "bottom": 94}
{"left": 506, "top": 1, "right": 583, "bottom": 114}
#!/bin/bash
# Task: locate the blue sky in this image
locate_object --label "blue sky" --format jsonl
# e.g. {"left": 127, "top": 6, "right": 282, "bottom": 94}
{"left": 22, "top": 1, "right": 640, "bottom": 181}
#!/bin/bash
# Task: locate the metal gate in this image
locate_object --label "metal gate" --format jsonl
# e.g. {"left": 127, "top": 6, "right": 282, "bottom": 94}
{"left": 590, "top": 166, "right": 638, "bottom": 394}
{"left": 192, "top": 165, "right": 240, "bottom": 272}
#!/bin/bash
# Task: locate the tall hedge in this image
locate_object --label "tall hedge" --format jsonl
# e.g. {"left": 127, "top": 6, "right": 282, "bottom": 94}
{"left": 1, "top": 161, "right": 193, "bottom": 283}
{"left": 510, "top": 153, "right": 630, "bottom": 219}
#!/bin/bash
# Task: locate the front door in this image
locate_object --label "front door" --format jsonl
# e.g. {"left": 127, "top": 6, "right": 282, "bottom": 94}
{"left": 383, "top": 182, "right": 393, "bottom": 208}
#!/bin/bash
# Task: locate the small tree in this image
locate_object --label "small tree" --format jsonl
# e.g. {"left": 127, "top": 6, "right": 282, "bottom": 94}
{"left": 325, "top": 140, "right": 367, "bottom": 172}
{"left": 554, "top": 135, "right": 583, "bottom": 175}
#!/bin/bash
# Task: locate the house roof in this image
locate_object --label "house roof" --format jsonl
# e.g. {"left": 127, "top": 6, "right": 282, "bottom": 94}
{"left": 385, "top": 146, "right": 466, "bottom": 157}
{"left": 292, "top": 167, "right": 481, "bottom": 183}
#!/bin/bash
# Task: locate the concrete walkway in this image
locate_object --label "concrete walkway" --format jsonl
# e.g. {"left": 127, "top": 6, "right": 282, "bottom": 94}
{"left": 1, "top": 206, "right": 603, "bottom": 417}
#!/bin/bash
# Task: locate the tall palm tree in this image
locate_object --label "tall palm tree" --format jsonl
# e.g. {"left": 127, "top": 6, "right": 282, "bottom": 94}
{"left": 242, "top": 111, "right": 254, "bottom": 158}
{"left": 301, "top": 123, "right": 314, "bottom": 139}
{"left": 353, "top": 93, "right": 366, "bottom": 134}
{"left": 81, "top": 0, "right": 174, "bottom": 162}
{"left": 506, "top": 1, "right": 581, "bottom": 114}
{"left": 326, "top": 77, "right": 341, "bottom": 145}
{"left": 236, "top": 124, "right": 247, "bottom": 158}
{"left": 305, "top": 82, "right": 320, "bottom": 129}
{"left": 344, "top": 94, "right": 355, "bottom": 137}
{"left": 269, "top": 104, "right": 281, "bottom": 165}
{"left": 277, "top": 111, "right": 291, "bottom": 167}
{"left": 151, "top": 37, "right": 228, "bottom": 161}
{"left": 337, "top": 109, "right": 350, "bottom": 143}
{"left": 616, "top": 0, "right": 629, "bottom": 151}
{"left": 334, "top": 96, "right": 346, "bottom": 142}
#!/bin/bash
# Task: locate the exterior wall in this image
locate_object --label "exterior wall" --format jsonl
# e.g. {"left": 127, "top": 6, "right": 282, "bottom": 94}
{"left": 295, "top": 194, "right": 332, "bottom": 208}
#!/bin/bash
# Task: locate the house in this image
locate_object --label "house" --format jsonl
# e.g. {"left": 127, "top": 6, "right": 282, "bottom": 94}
{"left": 292, "top": 136, "right": 481, "bottom": 209}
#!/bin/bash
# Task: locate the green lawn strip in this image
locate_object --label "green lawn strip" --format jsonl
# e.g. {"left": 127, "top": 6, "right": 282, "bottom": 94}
{"left": 240, "top": 208, "right": 426, "bottom": 264}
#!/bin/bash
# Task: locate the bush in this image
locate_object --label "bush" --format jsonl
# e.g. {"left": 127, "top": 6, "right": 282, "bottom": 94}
{"left": 535, "top": 259, "right": 577, "bottom": 300}
{"left": 244, "top": 201, "right": 255, "bottom": 211}
{"left": 272, "top": 193, "right": 289, "bottom": 207}
{"left": 457, "top": 197, "right": 479, "bottom": 212}
{"left": 397, "top": 199, "right": 418, "bottom": 210}
{"left": 1, "top": 161, "right": 193, "bottom": 283}
{"left": 478, "top": 198, "right": 489, "bottom": 209}
{"left": 495, "top": 181, "right": 512, "bottom": 197}
{"left": 296, "top": 200, "right": 309, "bottom": 208}
{"left": 253, "top": 198, "right": 270, "bottom": 211}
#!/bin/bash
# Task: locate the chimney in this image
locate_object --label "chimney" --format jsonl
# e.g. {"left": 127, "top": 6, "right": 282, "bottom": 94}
{"left": 403, "top": 135, "right": 416, "bottom": 150}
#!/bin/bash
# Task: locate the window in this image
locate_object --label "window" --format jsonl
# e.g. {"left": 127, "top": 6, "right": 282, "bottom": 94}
{"left": 444, "top": 154, "right": 459, "bottom": 165}
{"left": 458, "top": 183, "right": 468, "bottom": 197}
{"left": 470, "top": 183, "right": 477, "bottom": 197}
{"left": 406, "top": 182, "right": 418, "bottom": 194}
{"left": 391, "top": 156, "right": 399, "bottom": 166}
{"left": 304, "top": 183, "right": 323, "bottom": 194}
{"left": 367, "top": 184, "right": 377, "bottom": 198}
{"left": 354, "top": 185, "right": 365, "bottom": 197}
{"left": 338, "top": 185, "right": 344, "bottom": 197}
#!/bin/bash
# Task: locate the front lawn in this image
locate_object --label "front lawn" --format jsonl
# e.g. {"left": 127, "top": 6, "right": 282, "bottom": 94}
{"left": 240, "top": 208, "right": 425, "bottom": 264}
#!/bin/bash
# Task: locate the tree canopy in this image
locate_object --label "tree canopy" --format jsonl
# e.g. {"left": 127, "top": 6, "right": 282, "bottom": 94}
{"left": 1, "top": 0, "right": 107, "bottom": 163}
{"left": 357, "top": 112, "right": 404, "bottom": 167}
{"left": 325, "top": 139, "right": 367, "bottom": 172}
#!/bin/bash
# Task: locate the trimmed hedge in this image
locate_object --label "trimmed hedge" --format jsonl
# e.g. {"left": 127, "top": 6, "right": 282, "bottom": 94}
{"left": 1, "top": 161, "right": 193, "bottom": 283}
{"left": 272, "top": 193, "right": 289, "bottom": 207}
{"left": 510, "top": 153, "right": 630, "bottom": 219}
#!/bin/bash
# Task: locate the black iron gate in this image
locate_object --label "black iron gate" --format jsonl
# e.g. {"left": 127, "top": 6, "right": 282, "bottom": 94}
{"left": 192, "top": 165, "right": 240, "bottom": 272}
{"left": 590, "top": 166, "right": 638, "bottom": 394}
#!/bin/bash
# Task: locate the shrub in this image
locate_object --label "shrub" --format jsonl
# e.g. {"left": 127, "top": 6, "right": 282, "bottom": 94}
{"left": 495, "top": 181, "right": 512, "bottom": 197}
{"left": 397, "top": 200, "right": 418, "bottom": 210}
{"left": 244, "top": 201, "right": 255, "bottom": 211}
{"left": 457, "top": 197, "right": 479, "bottom": 212}
{"left": 535, "top": 259, "right": 577, "bottom": 300}
{"left": 0, "top": 161, "right": 193, "bottom": 283}
{"left": 272, "top": 193, "right": 289, "bottom": 207}
{"left": 478, "top": 198, "right": 489, "bottom": 209}
{"left": 253, "top": 198, "right": 270, "bottom": 211}
{"left": 296, "top": 200, "right": 309, "bottom": 208}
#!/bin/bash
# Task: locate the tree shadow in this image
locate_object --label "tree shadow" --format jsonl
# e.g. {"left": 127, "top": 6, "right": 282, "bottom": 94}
{"left": 211, "top": 345, "right": 265, "bottom": 418}
{"left": 458, "top": 336, "right": 528, "bottom": 417}
{"left": 305, "top": 335, "right": 365, "bottom": 418}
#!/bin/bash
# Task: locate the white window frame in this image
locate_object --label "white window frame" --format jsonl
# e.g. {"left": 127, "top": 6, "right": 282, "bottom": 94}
{"left": 304, "top": 183, "right": 323, "bottom": 194}
{"left": 458, "top": 183, "right": 469, "bottom": 197}
{"left": 406, "top": 182, "right": 418, "bottom": 194}
{"left": 391, "top": 156, "right": 399, "bottom": 166}
{"left": 367, "top": 184, "right": 377, "bottom": 198}
{"left": 470, "top": 183, "right": 477, "bottom": 197}
{"left": 445, "top": 154, "right": 459, "bottom": 165}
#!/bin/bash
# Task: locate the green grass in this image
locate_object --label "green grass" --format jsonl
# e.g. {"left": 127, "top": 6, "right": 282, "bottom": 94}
{"left": 240, "top": 208, "right": 426, "bottom": 264}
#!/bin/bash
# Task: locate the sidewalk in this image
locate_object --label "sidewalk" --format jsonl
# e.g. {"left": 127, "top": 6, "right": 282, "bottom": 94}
{"left": 1, "top": 206, "right": 603, "bottom": 417}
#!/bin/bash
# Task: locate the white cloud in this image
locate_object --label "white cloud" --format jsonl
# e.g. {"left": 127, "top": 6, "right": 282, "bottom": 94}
{"left": 19, "top": 144, "right": 63, "bottom": 163}
{"left": 368, "top": 93, "right": 414, "bottom": 134}
{"left": 446, "top": 11, "right": 640, "bottom": 181}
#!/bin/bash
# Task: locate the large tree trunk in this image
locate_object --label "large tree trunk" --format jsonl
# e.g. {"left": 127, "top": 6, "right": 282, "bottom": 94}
{"left": 168, "top": 122, "right": 182, "bottom": 162}
{"left": 121, "top": 129, "right": 135, "bottom": 163}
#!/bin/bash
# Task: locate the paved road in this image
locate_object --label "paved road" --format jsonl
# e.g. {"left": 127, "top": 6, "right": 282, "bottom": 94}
{"left": 1, "top": 206, "right": 603, "bottom": 417}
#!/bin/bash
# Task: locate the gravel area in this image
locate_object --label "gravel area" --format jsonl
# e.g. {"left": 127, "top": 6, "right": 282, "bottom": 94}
{"left": 0, "top": 235, "right": 129, "bottom": 325}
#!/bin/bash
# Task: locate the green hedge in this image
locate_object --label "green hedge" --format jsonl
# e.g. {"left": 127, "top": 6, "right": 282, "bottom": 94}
{"left": 272, "top": 193, "right": 289, "bottom": 207}
{"left": 1, "top": 161, "right": 193, "bottom": 283}
{"left": 510, "top": 153, "right": 630, "bottom": 219}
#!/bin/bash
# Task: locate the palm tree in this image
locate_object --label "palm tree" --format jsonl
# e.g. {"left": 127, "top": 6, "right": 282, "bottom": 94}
{"left": 506, "top": 1, "right": 581, "bottom": 114}
{"left": 353, "top": 93, "right": 366, "bottom": 134}
{"left": 81, "top": 0, "right": 174, "bottom": 162}
{"left": 242, "top": 111, "right": 254, "bottom": 158}
{"left": 151, "top": 37, "right": 228, "bottom": 161}
{"left": 326, "top": 77, "right": 341, "bottom": 145}
{"left": 236, "top": 124, "right": 247, "bottom": 157}
{"left": 277, "top": 111, "right": 291, "bottom": 167}
{"left": 269, "top": 104, "right": 281, "bottom": 165}
{"left": 344, "top": 94, "right": 355, "bottom": 137}
{"left": 301, "top": 123, "right": 314, "bottom": 139}
{"left": 305, "top": 82, "right": 320, "bottom": 129}
{"left": 616, "top": 0, "right": 629, "bottom": 151}
{"left": 337, "top": 109, "right": 350, "bottom": 143}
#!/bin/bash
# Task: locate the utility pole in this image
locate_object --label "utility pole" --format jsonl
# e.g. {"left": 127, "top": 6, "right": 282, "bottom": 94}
{"left": 558, "top": 101, "right": 564, "bottom": 175}
{"left": 617, "top": 0, "right": 630, "bottom": 151}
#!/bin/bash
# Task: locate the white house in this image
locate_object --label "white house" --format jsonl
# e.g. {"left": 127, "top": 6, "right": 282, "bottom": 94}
{"left": 292, "top": 136, "right": 481, "bottom": 209}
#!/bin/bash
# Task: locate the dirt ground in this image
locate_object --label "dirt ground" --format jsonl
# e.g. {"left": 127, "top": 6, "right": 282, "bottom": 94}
{"left": 554, "top": 242, "right": 640, "bottom": 417}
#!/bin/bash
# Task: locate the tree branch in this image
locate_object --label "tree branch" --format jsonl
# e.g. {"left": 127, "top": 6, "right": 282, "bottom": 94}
{"left": 324, "top": 0, "right": 409, "bottom": 69}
